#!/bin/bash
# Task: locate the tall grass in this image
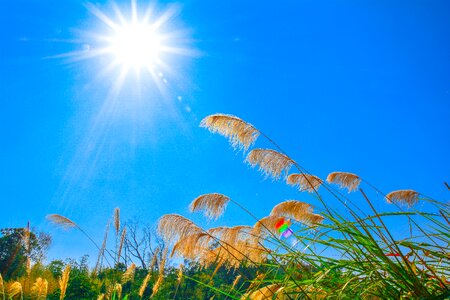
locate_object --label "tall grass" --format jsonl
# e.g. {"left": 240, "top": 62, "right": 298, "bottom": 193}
{"left": 32, "top": 113, "right": 449, "bottom": 299}
{"left": 157, "top": 113, "right": 449, "bottom": 299}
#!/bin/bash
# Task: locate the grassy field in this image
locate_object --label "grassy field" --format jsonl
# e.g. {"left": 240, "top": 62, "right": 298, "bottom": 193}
{"left": 1, "top": 113, "right": 449, "bottom": 299}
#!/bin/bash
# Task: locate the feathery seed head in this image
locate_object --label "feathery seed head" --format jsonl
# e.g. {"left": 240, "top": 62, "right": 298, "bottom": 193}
{"left": 242, "top": 284, "right": 284, "bottom": 300}
{"left": 253, "top": 215, "right": 285, "bottom": 237}
{"left": 386, "top": 189, "right": 419, "bottom": 207}
{"left": 138, "top": 273, "right": 152, "bottom": 297}
{"left": 270, "top": 200, "right": 314, "bottom": 223}
{"left": 246, "top": 149, "right": 294, "bottom": 180}
{"left": 117, "top": 228, "right": 127, "bottom": 263}
{"left": 200, "top": 113, "right": 260, "bottom": 151}
{"left": 189, "top": 193, "right": 230, "bottom": 220}
{"left": 114, "top": 207, "right": 120, "bottom": 235}
{"left": 59, "top": 264, "right": 71, "bottom": 300}
{"left": 114, "top": 283, "right": 122, "bottom": 299}
{"left": 171, "top": 232, "right": 212, "bottom": 260}
{"left": 287, "top": 174, "right": 322, "bottom": 193}
{"left": 46, "top": 214, "right": 77, "bottom": 230}
{"left": 7, "top": 282, "right": 22, "bottom": 298}
{"left": 122, "top": 263, "right": 136, "bottom": 283}
{"left": 326, "top": 172, "right": 361, "bottom": 192}
{"left": 157, "top": 214, "right": 202, "bottom": 244}
{"left": 31, "top": 278, "right": 48, "bottom": 299}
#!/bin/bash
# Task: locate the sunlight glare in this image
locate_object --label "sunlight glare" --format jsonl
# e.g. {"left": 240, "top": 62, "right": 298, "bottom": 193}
{"left": 110, "top": 22, "right": 162, "bottom": 69}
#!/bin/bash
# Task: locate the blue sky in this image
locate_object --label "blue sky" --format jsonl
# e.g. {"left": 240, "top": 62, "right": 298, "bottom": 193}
{"left": 0, "top": 0, "right": 449, "bottom": 263}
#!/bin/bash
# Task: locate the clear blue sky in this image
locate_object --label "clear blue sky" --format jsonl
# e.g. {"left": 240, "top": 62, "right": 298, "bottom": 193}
{"left": 1, "top": 0, "right": 449, "bottom": 263}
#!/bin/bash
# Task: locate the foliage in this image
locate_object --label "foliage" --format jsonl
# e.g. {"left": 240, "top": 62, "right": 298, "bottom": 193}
{"left": 0, "top": 227, "right": 51, "bottom": 280}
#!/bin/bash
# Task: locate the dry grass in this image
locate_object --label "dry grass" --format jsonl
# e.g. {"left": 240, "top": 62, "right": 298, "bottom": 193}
{"left": 94, "top": 221, "right": 110, "bottom": 275}
{"left": 138, "top": 273, "right": 151, "bottom": 298}
{"left": 31, "top": 277, "right": 48, "bottom": 300}
{"left": 207, "top": 226, "right": 252, "bottom": 246}
{"left": 114, "top": 207, "right": 120, "bottom": 236}
{"left": 59, "top": 264, "right": 71, "bottom": 300}
{"left": 171, "top": 232, "right": 212, "bottom": 260}
{"left": 231, "top": 274, "right": 241, "bottom": 290}
{"left": 270, "top": 200, "right": 314, "bottom": 221}
{"left": 302, "top": 213, "right": 325, "bottom": 226}
{"left": 46, "top": 214, "right": 77, "bottom": 230}
{"left": 152, "top": 247, "right": 169, "bottom": 297}
{"left": 242, "top": 284, "right": 284, "bottom": 300}
{"left": 287, "top": 173, "right": 323, "bottom": 192}
{"left": 326, "top": 171, "right": 361, "bottom": 192}
{"left": 26, "top": 257, "right": 31, "bottom": 277}
{"left": 253, "top": 215, "right": 285, "bottom": 237}
{"left": 117, "top": 228, "right": 126, "bottom": 264}
{"left": 189, "top": 193, "right": 230, "bottom": 220}
{"left": 114, "top": 283, "right": 122, "bottom": 299}
{"left": 0, "top": 274, "right": 4, "bottom": 299}
{"left": 200, "top": 113, "right": 260, "bottom": 151}
{"left": 246, "top": 149, "right": 294, "bottom": 180}
{"left": 6, "top": 281, "right": 22, "bottom": 299}
{"left": 177, "top": 264, "right": 184, "bottom": 283}
{"left": 386, "top": 189, "right": 419, "bottom": 207}
{"left": 149, "top": 247, "right": 160, "bottom": 271}
{"left": 157, "top": 214, "right": 202, "bottom": 243}
{"left": 122, "top": 263, "right": 136, "bottom": 283}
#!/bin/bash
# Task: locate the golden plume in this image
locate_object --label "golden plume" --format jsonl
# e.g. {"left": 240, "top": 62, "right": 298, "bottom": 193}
{"left": 189, "top": 193, "right": 230, "bottom": 220}
{"left": 151, "top": 247, "right": 168, "bottom": 298}
{"left": 97, "top": 294, "right": 105, "bottom": 300}
{"left": 151, "top": 275, "right": 163, "bottom": 298}
{"left": 31, "top": 277, "right": 48, "bottom": 300}
{"left": 200, "top": 113, "right": 260, "bottom": 150}
{"left": 386, "top": 189, "right": 419, "bottom": 207}
{"left": 326, "top": 171, "right": 361, "bottom": 192}
{"left": 242, "top": 284, "right": 284, "bottom": 300}
{"left": 117, "top": 228, "right": 127, "bottom": 264}
{"left": 6, "top": 281, "right": 22, "bottom": 299}
{"left": 247, "top": 272, "right": 266, "bottom": 291}
{"left": 0, "top": 274, "right": 4, "bottom": 300}
{"left": 302, "top": 213, "right": 325, "bottom": 226}
{"left": 46, "top": 214, "right": 77, "bottom": 230}
{"left": 270, "top": 200, "right": 313, "bottom": 221}
{"left": 209, "top": 236, "right": 266, "bottom": 269}
{"left": 253, "top": 215, "right": 285, "bottom": 237}
{"left": 122, "top": 263, "right": 136, "bottom": 283}
{"left": 26, "top": 257, "right": 31, "bottom": 277}
{"left": 94, "top": 221, "right": 110, "bottom": 275}
{"left": 197, "top": 248, "right": 221, "bottom": 269}
{"left": 23, "top": 221, "right": 30, "bottom": 252}
{"left": 213, "top": 245, "right": 243, "bottom": 269}
{"left": 246, "top": 149, "right": 294, "bottom": 180}
{"left": 287, "top": 173, "right": 322, "bottom": 192}
{"left": 138, "top": 273, "right": 151, "bottom": 298}
{"left": 114, "top": 207, "right": 120, "bottom": 235}
{"left": 149, "top": 247, "right": 160, "bottom": 271}
{"left": 157, "top": 214, "right": 202, "bottom": 243}
{"left": 177, "top": 264, "right": 184, "bottom": 283}
{"left": 114, "top": 283, "right": 122, "bottom": 299}
{"left": 171, "top": 232, "right": 211, "bottom": 260}
{"left": 208, "top": 226, "right": 252, "bottom": 246}
{"left": 231, "top": 274, "right": 242, "bottom": 290}
{"left": 59, "top": 264, "right": 71, "bottom": 300}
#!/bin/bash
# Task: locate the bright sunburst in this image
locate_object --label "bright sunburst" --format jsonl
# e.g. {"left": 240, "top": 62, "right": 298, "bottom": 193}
{"left": 109, "top": 22, "right": 163, "bottom": 69}
{"left": 64, "top": 0, "right": 195, "bottom": 94}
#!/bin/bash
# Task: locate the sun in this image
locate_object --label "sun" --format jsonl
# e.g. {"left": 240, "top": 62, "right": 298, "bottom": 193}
{"left": 109, "top": 22, "right": 163, "bottom": 69}
{"left": 66, "top": 0, "right": 195, "bottom": 94}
